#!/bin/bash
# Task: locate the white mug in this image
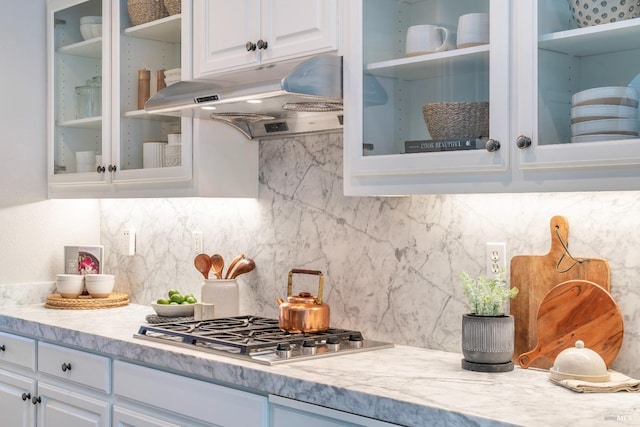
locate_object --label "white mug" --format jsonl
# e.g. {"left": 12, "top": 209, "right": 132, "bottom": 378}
{"left": 457, "top": 13, "right": 490, "bottom": 48}
{"left": 406, "top": 25, "right": 452, "bottom": 56}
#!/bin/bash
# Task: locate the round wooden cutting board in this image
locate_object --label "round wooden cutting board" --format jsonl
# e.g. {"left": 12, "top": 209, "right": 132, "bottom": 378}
{"left": 518, "top": 279, "right": 623, "bottom": 369}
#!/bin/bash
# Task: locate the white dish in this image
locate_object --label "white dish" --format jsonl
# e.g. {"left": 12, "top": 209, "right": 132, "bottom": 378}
{"left": 571, "top": 134, "right": 638, "bottom": 143}
{"left": 85, "top": 274, "right": 114, "bottom": 298}
{"left": 80, "top": 16, "right": 102, "bottom": 25}
{"left": 572, "top": 86, "right": 639, "bottom": 107}
{"left": 151, "top": 302, "right": 195, "bottom": 317}
{"left": 571, "top": 105, "right": 638, "bottom": 124}
{"left": 571, "top": 118, "right": 639, "bottom": 136}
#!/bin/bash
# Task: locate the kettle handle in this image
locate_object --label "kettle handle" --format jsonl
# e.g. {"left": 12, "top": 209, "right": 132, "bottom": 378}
{"left": 288, "top": 269, "right": 324, "bottom": 304}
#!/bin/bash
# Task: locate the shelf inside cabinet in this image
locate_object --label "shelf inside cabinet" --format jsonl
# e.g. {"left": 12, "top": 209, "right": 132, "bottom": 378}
{"left": 57, "top": 117, "right": 102, "bottom": 129}
{"left": 57, "top": 37, "right": 102, "bottom": 58}
{"left": 124, "top": 109, "right": 181, "bottom": 120}
{"left": 365, "top": 45, "right": 490, "bottom": 81}
{"left": 123, "top": 14, "right": 181, "bottom": 43}
{"left": 539, "top": 19, "right": 640, "bottom": 57}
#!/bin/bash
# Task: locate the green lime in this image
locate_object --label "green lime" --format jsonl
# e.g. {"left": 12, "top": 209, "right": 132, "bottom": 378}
{"left": 169, "top": 301, "right": 178, "bottom": 305}
{"left": 185, "top": 296, "right": 197, "bottom": 304}
{"left": 168, "top": 289, "right": 180, "bottom": 297}
{"left": 170, "top": 293, "right": 185, "bottom": 304}
{"left": 156, "top": 298, "right": 170, "bottom": 305}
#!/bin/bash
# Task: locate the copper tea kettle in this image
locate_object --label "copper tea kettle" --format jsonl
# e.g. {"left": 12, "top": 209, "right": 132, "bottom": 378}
{"left": 277, "top": 269, "right": 330, "bottom": 333}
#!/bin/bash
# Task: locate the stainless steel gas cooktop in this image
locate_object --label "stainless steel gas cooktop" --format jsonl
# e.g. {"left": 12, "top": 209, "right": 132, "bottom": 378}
{"left": 134, "top": 316, "right": 393, "bottom": 365}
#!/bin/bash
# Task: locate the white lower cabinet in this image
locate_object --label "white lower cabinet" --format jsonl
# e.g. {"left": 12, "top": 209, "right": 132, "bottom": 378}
{"left": 113, "top": 405, "right": 182, "bottom": 427}
{"left": 113, "top": 360, "right": 269, "bottom": 427}
{"left": 0, "top": 332, "right": 37, "bottom": 427}
{"left": 269, "top": 395, "right": 400, "bottom": 427}
{"left": 35, "top": 381, "right": 109, "bottom": 427}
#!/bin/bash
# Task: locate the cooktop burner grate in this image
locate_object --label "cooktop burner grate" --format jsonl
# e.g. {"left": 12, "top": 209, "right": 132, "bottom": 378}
{"left": 134, "top": 315, "right": 393, "bottom": 365}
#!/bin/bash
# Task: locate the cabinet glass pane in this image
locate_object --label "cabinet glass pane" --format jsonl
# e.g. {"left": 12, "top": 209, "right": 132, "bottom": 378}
{"left": 117, "top": 0, "right": 182, "bottom": 172}
{"left": 538, "top": 0, "right": 640, "bottom": 146}
{"left": 53, "top": 0, "right": 103, "bottom": 175}
{"left": 362, "top": 0, "right": 490, "bottom": 156}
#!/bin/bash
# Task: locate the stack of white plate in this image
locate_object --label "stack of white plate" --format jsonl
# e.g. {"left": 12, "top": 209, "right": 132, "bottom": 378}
{"left": 570, "top": 87, "right": 639, "bottom": 143}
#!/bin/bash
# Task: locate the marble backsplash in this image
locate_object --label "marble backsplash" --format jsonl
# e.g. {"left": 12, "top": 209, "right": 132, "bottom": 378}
{"left": 100, "top": 131, "right": 640, "bottom": 378}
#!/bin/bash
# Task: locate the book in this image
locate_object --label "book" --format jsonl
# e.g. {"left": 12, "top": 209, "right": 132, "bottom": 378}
{"left": 404, "top": 138, "right": 486, "bottom": 153}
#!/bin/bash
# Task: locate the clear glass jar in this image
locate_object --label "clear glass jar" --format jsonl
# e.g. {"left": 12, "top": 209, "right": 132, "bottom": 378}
{"left": 75, "top": 76, "right": 102, "bottom": 119}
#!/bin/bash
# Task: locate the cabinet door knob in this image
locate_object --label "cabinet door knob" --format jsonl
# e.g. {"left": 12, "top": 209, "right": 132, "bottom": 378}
{"left": 0, "top": 344, "right": 5, "bottom": 351}
{"left": 245, "top": 41, "right": 257, "bottom": 51}
{"left": 485, "top": 139, "right": 501, "bottom": 152}
{"left": 108, "top": 164, "right": 117, "bottom": 172}
{"left": 256, "top": 39, "right": 268, "bottom": 50}
{"left": 96, "top": 165, "right": 106, "bottom": 173}
{"left": 516, "top": 135, "right": 532, "bottom": 149}
{"left": 61, "top": 362, "right": 72, "bottom": 372}
{"left": 21, "top": 392, "right": 31, "bottom": 401}
{"left": 32, "top": 395, "right": 41, "bottom": 405}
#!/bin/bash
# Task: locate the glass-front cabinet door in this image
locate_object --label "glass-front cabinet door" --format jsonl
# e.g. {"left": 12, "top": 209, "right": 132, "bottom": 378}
{"left": 515, "top": 0, "right": 640, "bottom": 180}
{"left": 344, "top": 0, "right": 510, "bottom": 195}
{"left": 48, "top": 0, "right": 109, "bottom": 185}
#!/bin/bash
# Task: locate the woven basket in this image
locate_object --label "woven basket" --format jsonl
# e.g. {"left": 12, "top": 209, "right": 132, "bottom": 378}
{"left": 422, "top": 102, "right": 489, "bottom": 140}
{"left": 127, "top": 0, "right": 168, "bottom": 26}
{"left": 164, "top": 0, "right": 181, "bottom": 15}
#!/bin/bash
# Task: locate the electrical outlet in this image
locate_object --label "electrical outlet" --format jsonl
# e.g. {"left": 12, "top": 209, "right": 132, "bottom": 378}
{"left": 123, "top": 228, "right": 136, "bottom": 256}
{"left": 192, "top": 231, "right": 203, "bottom": 254}
{"left": 486, "top": 242, "right": 506, "bottom": 276}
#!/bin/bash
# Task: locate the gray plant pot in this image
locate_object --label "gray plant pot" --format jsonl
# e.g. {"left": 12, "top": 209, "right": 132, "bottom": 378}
{"left": 461, "top": 313, "right": 514, "bottom": 372}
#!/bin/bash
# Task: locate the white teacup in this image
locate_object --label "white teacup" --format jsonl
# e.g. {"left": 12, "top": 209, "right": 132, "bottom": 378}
{"left": 457, "top": 13, "right": 490, "bottom": 48}
{"left": 406, "top": 25, "right": 453, "bottom": 56}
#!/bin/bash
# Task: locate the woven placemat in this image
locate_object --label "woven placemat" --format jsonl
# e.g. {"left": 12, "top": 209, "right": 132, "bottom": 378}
{"left": 44, "top": 292, "right": 129, "bottom": 310}
{"left": 145, "top": 314, "right": 194, "bottom": 324}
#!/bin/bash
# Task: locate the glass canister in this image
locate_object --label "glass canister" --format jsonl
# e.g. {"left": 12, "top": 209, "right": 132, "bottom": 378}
{"left": 75, "top": 76, "right": 102, "bottom": 119}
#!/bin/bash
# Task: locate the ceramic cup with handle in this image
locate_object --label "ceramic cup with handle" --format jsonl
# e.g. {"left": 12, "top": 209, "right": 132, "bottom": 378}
{"left": 457, "top": 13, "right": 489, "bottom": 48}
{"left": 405, "top": 24, "right": 453, "bottom": 56}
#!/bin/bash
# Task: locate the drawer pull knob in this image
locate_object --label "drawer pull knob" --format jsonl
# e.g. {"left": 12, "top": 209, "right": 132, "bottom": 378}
{"left": 0, "top": 344, "right": 5, "bottom": 351}
{"left": 516, "top": 135, "right": 532, "bottom": 149}
{"left": 485, "top": 139, "right": 501, "bottom": 152}
{"left": 108, "top": 164, "right": 117, "bottom": 172}
{"left": 32, "top": 396, "right": 41, "bottom": 405}
{"left": 256, "top": 39, "right": 268, "bottom": 50}
{"left": 21, "top": 392, "right": 31, "bottom": 401}
{"left": 245, "top": 41, "right": 257, "bottom": 51}
{"left": 61, "top": 362, "right": 72, "bottom": 372}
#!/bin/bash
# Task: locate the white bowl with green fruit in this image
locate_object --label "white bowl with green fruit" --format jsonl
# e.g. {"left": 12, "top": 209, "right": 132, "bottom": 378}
{"left": 151, "top": 289, "right": 198, "bottom": 317}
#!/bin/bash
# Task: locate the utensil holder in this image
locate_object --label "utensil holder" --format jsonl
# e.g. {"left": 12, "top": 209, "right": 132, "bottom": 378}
{"left": 201, "top": 279, "right": 239, "bottom": 318}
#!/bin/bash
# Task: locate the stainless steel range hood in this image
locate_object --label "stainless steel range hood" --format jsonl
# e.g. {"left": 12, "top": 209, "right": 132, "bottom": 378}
{"left": 145, "top": 55, "right": 343, "bottom": 139}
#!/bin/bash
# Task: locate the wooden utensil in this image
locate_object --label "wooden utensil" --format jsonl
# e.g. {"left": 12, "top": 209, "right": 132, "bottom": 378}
{"left": 194, "top": 254, "right": 212, "bottom": 280}
{"left": 210, "top": 254, "right": 224, "bottom": 280}
{"left": 518, "top": 279, "right": 623, "bottom": 369}
{"left": 225, "top": 253, "right": 245, "bottom": 279}
{"left": 510, "top": 215, "right": 611, "bottom": 368}
{"left": 230, "top": 258, "right": 255, "bottom": 279}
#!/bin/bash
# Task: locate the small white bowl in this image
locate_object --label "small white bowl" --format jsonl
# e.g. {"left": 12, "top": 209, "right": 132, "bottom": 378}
{"left": 56, "top": 274, "right": 84, "bottom": 299}
{"left": 90, "top": 24, "right": 102, "bottom": 38}
{"left": 80, "top": 24, "right": 92, "bottom": 40}
{"left": 572, "top": 86, "right": 639, "bottom": 107}
{"left": 571, "top": 118, "right": 639, "bottom": 136}
{"left": 151, "top": 302, "right": 195, "bottom": 317}
{"left": 571, "top": 105, "right": 638, "bottom": 124}
{"left": 84, "top": 274, "right": 114, "bottom": 298}
{"left": 80, "top": 16, "right": 102, "bottom": 25}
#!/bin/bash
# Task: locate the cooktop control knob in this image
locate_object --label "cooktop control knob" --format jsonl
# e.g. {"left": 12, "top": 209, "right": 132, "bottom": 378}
{"left": 302, "top": 339, "right": 317, "bottom": 355}
{"left": 276, "top": 342, "right": 292, "bottom": 358}
{"left": 326, "top": 336, "right": 341, "bottom": 352}
{"left": 349, "top": 333, "right": 364, "bottom": 349}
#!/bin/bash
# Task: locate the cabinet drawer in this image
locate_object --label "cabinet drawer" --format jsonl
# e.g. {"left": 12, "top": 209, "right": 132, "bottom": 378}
{"left": 113, "top": 361, "right": 268, "bottom": 426}
{"left": 0, "top": 332, "right": 36, "bottom": 371}
{"left": 37, "top": 342, "right": 110, "bottom": 393}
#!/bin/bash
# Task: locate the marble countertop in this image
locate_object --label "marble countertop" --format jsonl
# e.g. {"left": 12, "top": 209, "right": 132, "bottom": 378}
{"left": 0, "top": 304, "right": 638, "bottom": 427}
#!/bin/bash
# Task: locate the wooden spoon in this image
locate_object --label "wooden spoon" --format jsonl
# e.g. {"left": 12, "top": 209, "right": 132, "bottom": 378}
{"left": 230, "top": 257, "right": 255, "bottom": 279}
{"left": 225, "top": 253, "right": 245, "bottom": 279}
{"left": 194, "top": 254, "right": 211, "bottom": 279}
{"left": 210, "top": 254, "right": 224, "bottom": 280}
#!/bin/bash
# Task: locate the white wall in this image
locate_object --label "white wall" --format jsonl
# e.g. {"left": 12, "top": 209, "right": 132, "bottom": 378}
{"left": 0, "top": 1, "right": 100, "bottom": 284}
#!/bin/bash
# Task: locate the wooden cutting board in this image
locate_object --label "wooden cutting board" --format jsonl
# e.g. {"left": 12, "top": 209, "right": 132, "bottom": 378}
{"left": 518, "top": 280, "right": 623, "bottom": 369}
{"left": 510, "top": 215, "right": 611, "bottom": 369}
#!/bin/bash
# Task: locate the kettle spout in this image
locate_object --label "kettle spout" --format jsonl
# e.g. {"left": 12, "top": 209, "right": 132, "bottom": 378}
{"left": 276, "top": 298, "right": 284, "bottom": 306}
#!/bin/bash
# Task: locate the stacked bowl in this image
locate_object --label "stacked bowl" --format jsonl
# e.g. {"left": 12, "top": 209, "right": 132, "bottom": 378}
{"left": 570, "top": 86, "right": 639, "bottom": 143}
{"left": 80, "top": 16, "right": 102, "bottom": 40}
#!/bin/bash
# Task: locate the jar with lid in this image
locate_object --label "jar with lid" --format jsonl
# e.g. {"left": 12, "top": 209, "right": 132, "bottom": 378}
{"left": 75, "top": 76, "right": 102, "bottom": 119}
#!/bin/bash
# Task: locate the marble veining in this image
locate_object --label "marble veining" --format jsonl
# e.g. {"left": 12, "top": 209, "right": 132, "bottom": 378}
{"left": 1, "top": 305, "right": 639, "bottom": 427}
{"left": 96, "top": 132, "right": 640, "bottom": 379}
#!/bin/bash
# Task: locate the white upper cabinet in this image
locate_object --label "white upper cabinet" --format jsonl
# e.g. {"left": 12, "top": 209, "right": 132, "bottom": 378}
{"left": 193, "top": 0, "right": 339, "bottom": 77}
{"left": 344, "top": 0, "right": 640, "bottom": 195}
{"left": 47, "top": 0, "right": 258, "bottom": 198}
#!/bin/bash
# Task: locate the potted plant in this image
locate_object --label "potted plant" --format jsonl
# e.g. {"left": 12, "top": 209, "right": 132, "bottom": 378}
{"left": 460, "top": 270, "right": 518, "bottom": 372}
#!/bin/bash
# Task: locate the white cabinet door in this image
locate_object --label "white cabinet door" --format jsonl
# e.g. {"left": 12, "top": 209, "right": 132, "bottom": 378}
{"left": 36, "top": 381, "right": 109, "bottom": 427}
{"left": 512, "top": 0, "right": 640, "bottom": 191}
{"left": 193, "top": 0, "right": 339, "bottom": 77}
{"left": 343, "top": 0, "right": 512, "bottom": 196}
{"left": 113, "top": 405, "right": 182, "bottom": 427}
{"left": 0, "top": 369, "right": 36, "bottom": 427}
